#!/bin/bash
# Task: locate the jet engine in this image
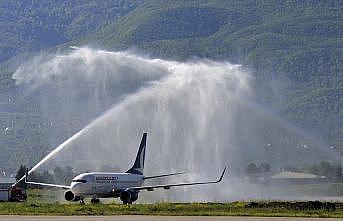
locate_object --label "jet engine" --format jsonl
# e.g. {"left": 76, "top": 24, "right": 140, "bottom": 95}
{"left": 120, "top": 189, "right": 138, "bottom": 204}
{"left": 64, "top": 190, "right": 80, "bottom": 201}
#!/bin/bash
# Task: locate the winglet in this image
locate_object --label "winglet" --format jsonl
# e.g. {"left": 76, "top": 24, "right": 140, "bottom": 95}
{"left": 217, "top": 167, "right": 226, "bottom": 183}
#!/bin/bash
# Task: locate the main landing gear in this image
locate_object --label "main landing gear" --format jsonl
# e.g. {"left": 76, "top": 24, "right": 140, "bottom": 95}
{"left": 91, "top": 197, "right": 100, "bottom": 204}
{"left": 122, "top": 201, "right": 132, "bottom": 205}
{"left": 79, "top": 198, "right": 85, "bottom": 205}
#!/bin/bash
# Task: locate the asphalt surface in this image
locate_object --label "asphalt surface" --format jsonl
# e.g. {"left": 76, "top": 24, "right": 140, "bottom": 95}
{"left": 0, "top": 216, "right": 341, "bottom": 221}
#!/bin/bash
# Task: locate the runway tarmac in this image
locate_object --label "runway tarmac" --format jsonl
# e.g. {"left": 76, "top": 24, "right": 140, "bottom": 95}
{"left": 0, "top": 216, "right": 341, "bottom": 221}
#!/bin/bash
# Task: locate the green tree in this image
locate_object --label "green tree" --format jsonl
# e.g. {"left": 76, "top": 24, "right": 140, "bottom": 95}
{"left": 53, "top": 166, "right": 74, "bottom": 184}
{"left": 53, "top": 166, "right": 64, "bottom": 183}
{"left": 259, "top": 163, "right": 270, "bottom": 172}
{"left": 246, "top": 163, "right": 258, "bottom": 175}
{"left": 15, "top": 164, "right": 27, "bottom": 188}
{"left": 63, "top": 166, "right": 74, "bottom": 184}
{"left": 15, "top": 164, "right": 26, "bottom": 181}
{"left": 335, "top": 165, "right": 342, "bottom": 179}
{"left": 317, "top": 161, "right": 336, "bottom": 178}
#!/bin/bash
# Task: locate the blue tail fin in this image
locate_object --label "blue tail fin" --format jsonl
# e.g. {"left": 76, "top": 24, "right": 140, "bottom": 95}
{"left": 126, "top": 133, "right": 147, "bottom": 175}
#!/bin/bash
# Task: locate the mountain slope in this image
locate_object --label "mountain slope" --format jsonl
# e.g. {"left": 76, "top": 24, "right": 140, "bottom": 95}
{"left": 76, "top": 0, "right": 342, "bottom": 145}
{"left": 0, "top": 0, "right": 144, "bottom": 63}
{"left": 0, "top": 0, "right": 341, "bottom": 171}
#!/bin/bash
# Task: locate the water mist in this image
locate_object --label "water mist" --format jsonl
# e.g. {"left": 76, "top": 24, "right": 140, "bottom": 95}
{"left": 12, "top": 47, "right": 341, "bottom": 202}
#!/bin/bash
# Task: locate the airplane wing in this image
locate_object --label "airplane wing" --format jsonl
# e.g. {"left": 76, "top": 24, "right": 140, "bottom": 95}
{"left": 144, "top": 172, "right": 185, "bottom": 180}
{"left": 25, "top": 181, "right": 71, "bottom": 189}
{"left": 130, "top": 167, "right": 226, "bottom": 191}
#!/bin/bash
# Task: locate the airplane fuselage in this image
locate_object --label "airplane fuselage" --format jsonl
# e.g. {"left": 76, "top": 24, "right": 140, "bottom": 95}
{"left": 70, "top": 172, "right": 144, "bottom": 198}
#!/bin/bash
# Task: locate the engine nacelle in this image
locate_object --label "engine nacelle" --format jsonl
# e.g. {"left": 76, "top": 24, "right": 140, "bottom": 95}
{"left": 120, "top": 190, "right": 138, "bottom": 203}
{"left": 64, "top": 190, "right": 80, "bottom": 201}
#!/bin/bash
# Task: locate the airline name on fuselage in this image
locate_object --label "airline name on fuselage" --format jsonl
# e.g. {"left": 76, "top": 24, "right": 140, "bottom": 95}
{"left": 95, "top": 176, "right": 119, "bottom": 181}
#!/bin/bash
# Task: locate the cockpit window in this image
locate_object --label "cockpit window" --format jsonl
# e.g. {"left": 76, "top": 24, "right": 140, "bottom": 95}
{"left": 72, "top": 179, "right": 87, "bottom": 183}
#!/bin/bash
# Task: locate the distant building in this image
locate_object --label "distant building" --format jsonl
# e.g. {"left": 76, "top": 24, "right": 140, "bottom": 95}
{"left": 267, "top": 171, "right": 327, "bottom": 185}
{"left": 0, "top": 177, "right": 15, "bottom": 201}
{"left": 0, "top": 177, "right": 15, "bottom": 189}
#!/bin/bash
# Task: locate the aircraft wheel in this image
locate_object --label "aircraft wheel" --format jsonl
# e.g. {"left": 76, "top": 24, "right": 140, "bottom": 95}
{"left": 79, "top": 199, "right": 85, "bottom": 205}
{"left": 91, "top": 198, "right": 100, "bottom": 204}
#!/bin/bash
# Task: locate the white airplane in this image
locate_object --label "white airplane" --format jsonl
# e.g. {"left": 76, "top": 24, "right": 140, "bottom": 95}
{"left": 25, "top": 133, "right": 226, "bottom": 204}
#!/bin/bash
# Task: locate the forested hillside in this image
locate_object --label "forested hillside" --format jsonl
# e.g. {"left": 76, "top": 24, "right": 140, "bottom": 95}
{"left": 0, "top": 0, "right": 143, "bottom": 63}
{"left": 78, "top": 0, "right": 342, "bottom": 146}
{"left": 0, "top": 0, "right": 341, "bottom": 171}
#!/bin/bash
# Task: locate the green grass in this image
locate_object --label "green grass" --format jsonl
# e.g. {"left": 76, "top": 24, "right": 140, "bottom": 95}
{"left": 0, "top": 201, "right": 342, "bottom": 217}
{"left": 0, "top": 189, "right": 341, "bottom": 217}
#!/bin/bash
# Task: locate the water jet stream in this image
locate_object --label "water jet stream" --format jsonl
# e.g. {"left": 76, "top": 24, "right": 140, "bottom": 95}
{"left": 12, "top": 47, "right": 340, "bottom": 201}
